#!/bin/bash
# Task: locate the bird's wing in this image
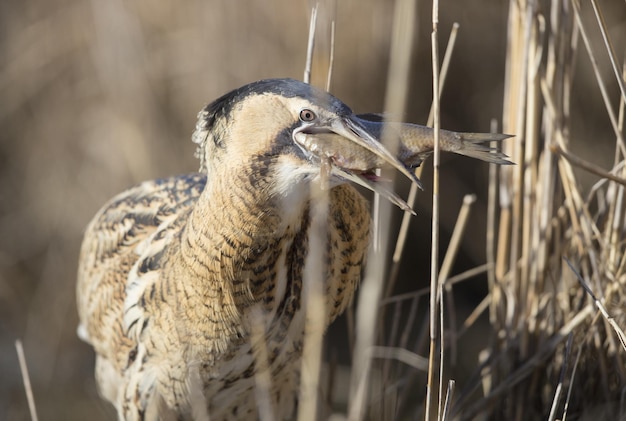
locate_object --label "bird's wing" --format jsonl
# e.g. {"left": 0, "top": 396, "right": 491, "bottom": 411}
{"left": 76, "top": 173, "right": 206, "bottom": 365}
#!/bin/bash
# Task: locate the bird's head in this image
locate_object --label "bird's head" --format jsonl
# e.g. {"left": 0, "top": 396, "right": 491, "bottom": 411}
{"left": 192, "top": 78, "right": 418, "bottom": 212}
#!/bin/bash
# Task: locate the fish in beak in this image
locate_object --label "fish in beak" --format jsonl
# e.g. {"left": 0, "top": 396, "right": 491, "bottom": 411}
{"left": 293, "top": 114, "right": 513, "bottom": 215}
{"left": 293, "top": 115, "right": 420, "bottom": 214}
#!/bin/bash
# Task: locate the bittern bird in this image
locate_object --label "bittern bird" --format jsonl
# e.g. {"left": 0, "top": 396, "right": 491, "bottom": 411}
{"left": 77, "top": 78, "right": 511, "bottom": 420}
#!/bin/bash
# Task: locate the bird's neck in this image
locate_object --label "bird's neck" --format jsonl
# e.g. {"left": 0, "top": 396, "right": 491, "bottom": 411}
{"left": 168, "top": 169, "right": 312, "bottom": 352}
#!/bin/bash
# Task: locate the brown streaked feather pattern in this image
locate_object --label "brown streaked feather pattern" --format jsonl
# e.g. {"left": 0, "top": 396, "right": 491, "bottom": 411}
{"left": 77, "top": 175, "right": 205, "bottom": 405}
{"left": 77, "top": 174, "right": 206, "bottom": 349}
{"left": 77, "top": 167, "right": 370, "bottom": 419}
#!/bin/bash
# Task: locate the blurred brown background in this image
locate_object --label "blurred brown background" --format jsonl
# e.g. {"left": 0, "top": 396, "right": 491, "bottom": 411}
{"left": 1, "top": 0, "right": 624, "bottom": 419}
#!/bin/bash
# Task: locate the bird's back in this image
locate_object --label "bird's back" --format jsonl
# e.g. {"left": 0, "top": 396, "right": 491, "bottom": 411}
{"left": 77, "top": 174, "right": 206, "bottom": 411}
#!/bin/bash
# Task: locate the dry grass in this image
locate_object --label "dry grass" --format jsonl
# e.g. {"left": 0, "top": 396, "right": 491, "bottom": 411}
{"left": 338, "top": 0, "right": 626, "bottom": 419}
{"left": 1, "top": 0, "right": 625, "bottom": 420}
{"left": 447, "top": 1, "right": 626, "bottom": 419}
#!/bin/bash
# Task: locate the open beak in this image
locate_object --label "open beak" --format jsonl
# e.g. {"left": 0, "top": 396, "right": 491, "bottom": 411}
{"left": 293, "top": 112, "right": 513, "bottom": 214}
{"left": 293, "top": 115, "right": 420, "bottom": 215}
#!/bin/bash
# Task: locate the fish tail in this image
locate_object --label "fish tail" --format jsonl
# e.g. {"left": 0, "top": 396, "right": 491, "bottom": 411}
{"left": 452, "top": 132, "right": 514, "bottom": 165}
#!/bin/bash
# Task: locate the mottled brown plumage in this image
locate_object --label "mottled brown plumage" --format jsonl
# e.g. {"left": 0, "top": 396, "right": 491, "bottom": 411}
{"left": 77, "top": 78, "right": 510, "bottom": 420}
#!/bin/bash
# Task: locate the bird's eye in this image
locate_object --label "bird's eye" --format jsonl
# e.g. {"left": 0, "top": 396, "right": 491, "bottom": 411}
{"left": 299, "top": 109, "right": 316, "bottom": 122}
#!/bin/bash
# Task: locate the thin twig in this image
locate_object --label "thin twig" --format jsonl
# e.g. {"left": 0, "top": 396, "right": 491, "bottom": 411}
{"left": 562, "top": 341, "right": 584, "bottom": 421}
{"left": 551, "top": 144, "right": 626, "bottom": 188}
{"left": 608, "top": 58, "right": 626, "bottom": 271}
{"left": 381, "top": 262, "right": 489, "bottom": 307}
{"left": 439, "top": 195, "right": 476, "bottom": 283}
{"left": 440, "top": 194, "right": 476, "bottom": 365}
{"left": 326, "top": 19, "right": 336, "bottom": 92}
{"left": 370, "top": 346, "right": 429, "bottom": 371}
{"left": 547, "top": 334, "right": 573, "bottom": 421}
{"left": 446, "top": 263, "right": 490, "bottom": 286}
{"left": 486, "top": 119, "right": 499, "bottom": 325}
{"left": 15, "top": 340, "right": 39, "bottom": 421}
{"left": 303, "top": 3, "right": 319, "bottom": 84}
{"left": 459, "top": 294, "right": 490, "bottom": 335}
{"left": 441, "top": 380, "right": 456, "bottom": 421}
{"left": 438, "top": 275, "right": 446, "bottom": 421}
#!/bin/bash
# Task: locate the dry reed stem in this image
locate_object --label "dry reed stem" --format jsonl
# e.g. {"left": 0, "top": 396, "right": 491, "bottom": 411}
{"left": 441, "top": 380, "right": 455, "bottom": 421}
{"left": 425, "top": 0, "right": 441, "bottom": 415}
{"left": 459, "top": 295, "right": 489, "bottom": 335}
{"left": 562, "top": 338, "right": 584, "bottom": 421}
{"left": 348, "top": 0, "right": 417, "bottom": 418}
{"left": 15, "top": 340, "right": 39, "bottom": 421}
{"left": 551, "top": 144, "right": 626, "bottom": 187}
{"left": 438, "top": 281, "right": 445, "bottom": 421}
{"left": 446, "top": 264, "right": 490, "bottom": 286}
{"left": 298, "top": 177, "right": 330, "bottom": 421}
{"left": 298, "top": 6, "right": 329, "bottom": 419}
{"left": 370, "top": 346, "right": 429, "bottom": 371}
{"left": 303, "top": 3, "right": 318, "bottom": 85}
{"left": 439, "top": 195, "right": 476, "bottom": 284}
{"left": 547, "top": 334, "right": 572, "bottom": 421}
{"left": 486, "top": 119, "right": 499, "bottom": 326}
{"left": 506, "top": 0, "right": 533, "bottom": 317}
{"left": 521, "top": 11, "right": 541, "bottom": 346}
{"left": 440, "top": 195, "right": 475, "bottom": 365}
{"left": 326, "top": 19, "right": 336, "bottom": 92}
{"left": 607, "top": 60, "right": 626, "bottom": 273}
